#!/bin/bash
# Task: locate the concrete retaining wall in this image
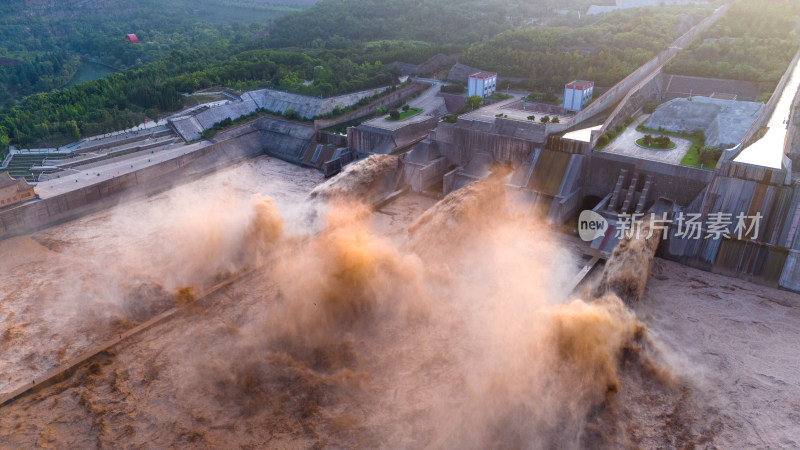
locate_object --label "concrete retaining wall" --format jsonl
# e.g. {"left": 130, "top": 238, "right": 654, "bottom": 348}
{"left": 565, "top": 3, "right": 729, "bottom": 131}
{"left": 255, "top": 116, "right": 315, "bottom": 162}
{"left": 68, "top": 127, "right": 173, "bottom": 154}
{"left": 413, "top": 157, "right": 448, "bottom": 192}
{"left": 348, "top": 116, "right": 438, "bottom": 154}
{"left": 715, "top": 160, "right": 790, "bottom": 186}
{"left": 585, "top": 152, "right": 713, "bottom": 206}
{"left": 698, "top": 173, "right": 795, "bottom": 245}
{"left": 779, "top": 250, "right": 800, "bottom": 291}
{"left": 314, "top": 83, "right": 427, "bottom": 131}
{"left": 600, "top": 70, "right": 664, "bottom": 141}
{"left": 786, "top": 80, "right": 800, "bottom": 169}
{"left": 169, "top": 85, "right": 408, "bottom": 141}
{"left": 431, "top": 119, "right": 542, "bottom": 167}
{"left": 0, "top": 132, "right": 267, "bottom": 239}
{"left": 244, "top": 85, "right": 391, "bottom": 120}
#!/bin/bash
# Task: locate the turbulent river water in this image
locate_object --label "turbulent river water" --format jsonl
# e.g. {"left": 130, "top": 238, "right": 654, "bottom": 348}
{"left": 0, "top": 155, "right": 798, "bottom": 448}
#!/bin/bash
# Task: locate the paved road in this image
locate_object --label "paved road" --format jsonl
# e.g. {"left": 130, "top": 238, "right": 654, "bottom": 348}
{"left": 408, "top": 82, "right": 446, "bottom": 114}
{"left": 735, "top": 52, "right": 800, "bottom": 169}
{"left": 601, "top": 115, "right": 690, "bottom": 165}
{"left": 460, "top": 91, "right": 528, "bottom": 123}
{"left": 363, "top": 82, "right": 446, "bottom": 130}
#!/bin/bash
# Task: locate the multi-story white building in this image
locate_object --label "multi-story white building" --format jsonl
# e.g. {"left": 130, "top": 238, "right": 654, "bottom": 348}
{"left": 468, "top": 72, "right": 497, "bottom": 98}
{"left": 562, "top": 80, "right": 594, "bottom": 111}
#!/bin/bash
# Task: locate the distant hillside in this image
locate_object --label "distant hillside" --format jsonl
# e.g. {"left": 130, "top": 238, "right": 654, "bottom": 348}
{"left": 266, "top": 0, "right": 610, "bottom": 49}
{"left": 666, "top": 0, "right": 800, "bottom": 90}
{"left": 0, "top": 0, "right": 311, "bottom": 102}
{"left": 459, "top": 4, "right": 712, "bottom": 89}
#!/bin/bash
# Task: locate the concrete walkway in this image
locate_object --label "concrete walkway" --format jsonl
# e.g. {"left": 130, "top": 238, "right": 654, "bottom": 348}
{"left": 601, "top": 115, "right": 691, "bottom": 165}
{"left": 34, "top": 140, "right": 211, "bottom": 198}
{"left": 735, "top": 52, "right": 800, "bottom": 169}
{"left": 460, "top": 91, "right": 528, "bottom": 123}
{"left": 362, "top": 82, "right": 445, "bottom": 130}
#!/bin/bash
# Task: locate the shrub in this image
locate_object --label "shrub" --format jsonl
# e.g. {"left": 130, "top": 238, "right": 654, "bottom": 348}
{"left": 643, "top": 101, "right": 658, "bottom": 114}
{"left": 442, "top": 114, "right": 458, "bottom": 123}
{"left": 597, "top": 134, "right": 610, "bottom": 146}
{"left": 698, "top": 145, "right": 722, "bottom": 165}
{"left": 389, "top": 109, "right": 400, "bottom": 120}
{"left": 402, "top": 104, "right": 410, "bottom": 111}
{"left": 527, "top": 115, "right": 536, "bottom": 121}
{"left": 643, "top": 134, "right": 652, "bottom": 146}
{"left": 615, "top": 123, "right": 624, "bottom": 133}
{"left": 466, "top": 95, "right": 483, "bottom": 110}
{"left": 552, "top": 117, "right": 560, "bottom": 123}
{"left": 284, "top": 108, "right": 300, "bottom": 120}
{"left": 654, "top": 135, "right": 671, "bottom": 148}
{"left": 377, "top": 106, "right": 387, "bottom": 115}
{"left": 540, "top": 115, "right": 550, "bottom": 123}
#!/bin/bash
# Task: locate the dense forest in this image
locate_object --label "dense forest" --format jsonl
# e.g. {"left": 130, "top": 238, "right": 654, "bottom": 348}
{"left": 459, "top": 5, "right": 711, "bottom": 89}
{"left": 1, "top": 0, "right": 759, "bottom": 151}
{"left": 0, "top": 0, "right": 598, "bottom": 148}
{"left": 266, "top": 0, "right": 611, "bottom": 49}
{"left": 0, "top": 48, "right": 394, "bottom": 147}
{"left": 665, "top": 0, "right": 800, "bottom": 86}
{"left": 0, "top": 0, "right": 307, "bottom": 103}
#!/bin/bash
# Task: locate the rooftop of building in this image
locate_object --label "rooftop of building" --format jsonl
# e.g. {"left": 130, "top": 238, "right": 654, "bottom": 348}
{"left": 566, "top": 80, "right": 594, "bottom": 89}
{"left": 0, "top": 172, "right": 32, "bottom": 189}
{"left": 470, "top": 72, "right": 496, "bottom": 79}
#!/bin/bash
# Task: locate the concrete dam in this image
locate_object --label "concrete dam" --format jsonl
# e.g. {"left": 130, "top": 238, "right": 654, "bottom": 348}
{"left": 2, "top": 0, "right": 798, "bottom": 294}
{"left": 370, "top": 98, "right": 800, "bottom": 292}
{"left": 4, "top": 85, "right": 799, "bottom": 293}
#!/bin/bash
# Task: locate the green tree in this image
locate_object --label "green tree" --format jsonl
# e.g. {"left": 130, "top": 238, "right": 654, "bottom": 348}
{"left": 0, "top": 127, "right": 9, "bottom": 152}
{"left": 389, "top": 109, "right": 400, "bottom": 120}
{"left": 698, "top": 145, "right": 722, "bottom": 165}
{"left": 466, "top": 95, "right": 483, "bottom": 110}
{"left": 284, "top": 108, "right": 300, "bottom": 120}
{"left": 66, "top": 120, "right": 80, "bottom": 141}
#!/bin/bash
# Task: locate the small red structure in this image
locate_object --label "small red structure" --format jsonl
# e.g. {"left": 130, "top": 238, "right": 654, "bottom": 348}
{"left": 125, "top": 34, "right": 139, "bottom": 44}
